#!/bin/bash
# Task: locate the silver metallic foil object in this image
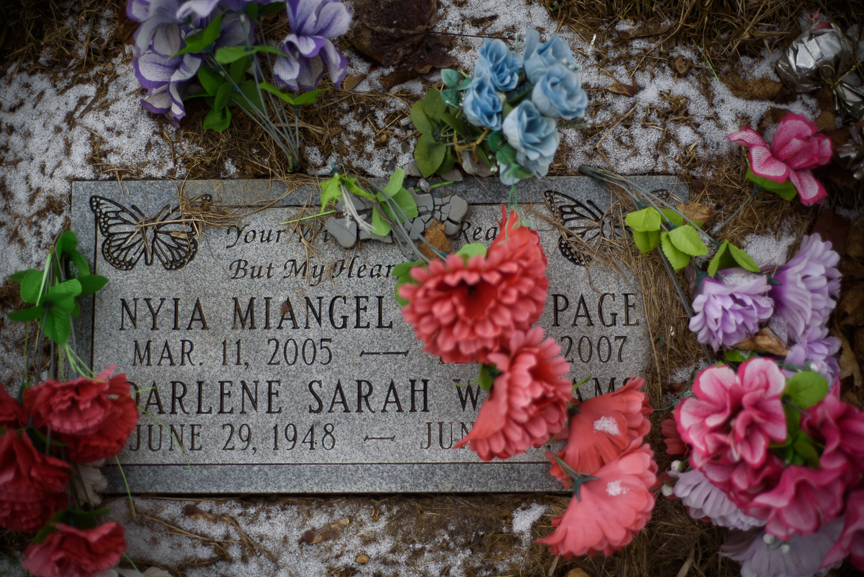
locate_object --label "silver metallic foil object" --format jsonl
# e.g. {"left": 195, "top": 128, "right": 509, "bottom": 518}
{"left": 777, "top": 21, "right": 864, "bottom": 121}
{"left": 837, "top": 125, "right": 864, "bottom": 179}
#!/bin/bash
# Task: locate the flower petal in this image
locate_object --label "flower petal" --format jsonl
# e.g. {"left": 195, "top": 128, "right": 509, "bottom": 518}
{"left": 788, "top": 169, "right": 827, "bottom": 205}
{"left": 748, "top": 146, "right": 790, "bottom": 182}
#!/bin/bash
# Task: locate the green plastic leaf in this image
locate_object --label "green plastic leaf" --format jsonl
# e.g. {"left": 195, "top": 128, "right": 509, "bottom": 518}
{"left": 440, "top": 111, "right": 470, "bottom": 137}
{"left": 625, "top": 207, "right": 662, "bottom": 232}
{"left": 668, "top": 225, "right": 709, "bottom": 256}
{"left": 456, "top": 243, "right": 487, "bottom": 259}
{"left": 214, "top": 82, "right": 232, "bottom": 110}
{"left": 441, "top": 69, "right": 461, "bottom": 88}
{"left": 72, "top": 299, "right": 80, "bottom": 320}
{"left": 45, "top": 279, "right": 82, "bottom": 313}
{"left": 410, "top": 101, "right": 434, "bottom": 134}
{"left": 440, "top": 88, "right": 460, "bottom": 108}
{"left": 707, "top": 240, "right": 735, "bottom": 277}
{"left": 56, "top": 231, "right": 78, "bottom": 255}
{"left": 660, "top": 231, "right": 691, "bottom": 270}
{"left": 197, "top": 66, "right": 223, "bottom": 95}
{"left": 393, "top": 261, "right": 423, "bottom": 307}
{"left": 723, "top": 349, "right": 753, "bottom": 363}
{"left": 78, "top": 274, "right": 108, "bottom": 296}
{"left": 729, "top": 243, "right": 760, "bottom": 273}
{"left": 784, "top": 371, "right": 829, "bottom": 409}
{"left": 232, "top": 80, "right": 264, "bottom": 113}
{"left": 214, "top": 44, "right": 287, "bottom": 64}
{"left": 500, "top": 163, "right": 532, "bottom": 182}
{"left": 438, "top": 147, "right": 457, "bottom": 175}
{"left": 383, "top": 169, "right": 405, "bottom": 196}
{"left": 43, "top": 309, "right": 72, "bottom": 345}
{"left": 175, "top": 15, "right": 222, "bottom": 56}
{"left": 745, "top": 168, "right": 797, "bottom": 201}
{"left": 7, "top": 269, "right": 36, "bottom": 284}
{"left": 792, "top": 431, "right": 821, "bottom": 468}
{"left": 415, "top": 133, "right": 446, "bottom": 177}
{"left": 291, "top": 88, "right": 328, "bottom": 106}
{"left": 386, "top": 187, "right": 419, "bottom": 220}
{"left": 422, "top": 88, "right": 446, "bottom": 121}
{"left": 228, "top": 56, "right": 249, "bottom": 83}
{"left": 203, "top": 107, "right": 231, "bottom": 132}
{"left": 632, "top": 230, "right": 661, "bottom": 254}
{"left": 260, "top": 81, "right": 296, "bottom": 105}
{"left": 658, "top": 209, "right": 684, "bottom": 228}
{"left": 318, "top": 176, "right": 343, "bottom": 212}
{"left": 370, "top": 208, "right": 391, "bottom": 237}
{"left": 20, "top": 269, "right": 45, "bottom": 304}
{"left": 7, "top": 306, "right": 44, "bottom": 322}
{"left": 32, "top": 510, "right": 67, "bottom": 544}
{"left": 495, "top": 143, "right": 517, "bottom": 167}
{"left": 477, "top": 364, "right": 496, "bottom": 392}
{"left": 67, "top": 251, "right": 90, "bottom": 278}
{"left": 486, "top": 131, "right": 503, "bottom": 152}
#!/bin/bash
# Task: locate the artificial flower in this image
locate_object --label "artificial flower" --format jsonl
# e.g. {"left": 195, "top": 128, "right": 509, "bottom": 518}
{"left": 60, "top": 393, "right": 138, "bottom": 463}
{"left": 176, "top": 0, "right": 282, "bottom": 18}
{"left": 801, "top": 384, "right": 864, "bottom": 473}
{"left": 134, "top": 49, "right": 202, "bottom": 122}
{"left": 769, "top": 234, "right": 841, "bottom": 344}
{"left": 549, "top": 377, "right": 650, "bottom": 482}
{"left": 522, "top": 29, "right": 579, "bottom": 84}
{"left": 475, "top": 38, "right": 522, "bottom": 92}
{"left": 536, "top": 446, "right": 657, "bottom": 558}
{"left": 698, "top": 451, "right": 785, "bottom": 512}
{"left": 128, "top": 0, "right": 185, "bottom": 57}
{"left": 399, "top": 211, "right": 548, "bottom": 364}
{"left": 721, "top": 520, "right": 844, "bottom": 577}
{"left": 0, "top": 492, "right": 67, "bottom": 533}
{"left": 0, "top": 430, "right": 70, "bottom": 498}
{"left": 501, "top": 100, "right": 560, "bottom": 181}
{"left": 273, "top": 0, "right": 352, "bottom": 91}
{"left": 661, "top": 416, "right": 688, "bottom": 456}
{"left": 670, "top": 468, "right": 764, "bottom": 530}
{"left": 22, "top": 522, "right": 126, "bottom": 577}
{"left": 454, "top": 327, "right": 571, "bottom": 460}
{"left": 531, "top": 64, "right": 587, "bottom": 120}
{"left": 73, "top": 461, "right": 109, "bottom": 507}
{"left": 463, "top": 73, "right": 503, "bottom": 131}
{"left": 821, "top": 489, "right": 864, "bottom": 571}
{"left": 0, "top": 385, "right": 27, "bottom": 429}
{"left": 688, "top": 269, "right": 774, "bottom": 351}
{"left": 728, "top": 113, "right": 832, "bottom": 204}
{"left": 782, "top": 325, "right": 841, "bottom": 382}
{"left": 675, "top": 358, "right": 787, "bottom": 468}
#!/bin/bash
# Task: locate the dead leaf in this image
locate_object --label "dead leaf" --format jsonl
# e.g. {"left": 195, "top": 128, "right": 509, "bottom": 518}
{"left": 846, "top": 218, "right": 864, "bottom": 260}
{"left": 839, "top": 289, "right": 864, "bottom": 328}
{"left": 734, "top": 328, "right": 789, "bottom": 356}
{"left": 617, "top": 20, "right": 669, "bottom": 39}
{"left": 675, "top": 202, "right": 713, "bottom": 226}
{"left": 838, "top": 331, "right": 862, "bottom": 388}
{"left": 280, "top": 300, "right": 293, "bottom": 317}
{"left": 301, "top": 518, "right": 350, "bottom": 545}
{"left": 184, "top": 504, "right": 218, "bottom": 522}
{"left": 356, "top": 554, "right": 370, "bottom": 564}
{"left": 606, "top": 76, "right": 640, "bottom": 97}
{"left": 565, "top": 569, "right": 591, "bottom": 577}
{"left": 341, "top": 74, "right": 367, "bottom": 91}
{"left": 380, "top": 68, "right": 422, "bottom": 90}
{"left": 723, "top": 71, "right": 783, "bottom": 101}
{"left": 118, "top": 2, "right": 139, "bottom": 45}
{"left": 672, "top": 55, "right": 690, "bottom": 75}
{"left": 815, "top": 109, "right": 836, "bottom": 132}
{"left": 419, "top": 219, "right": 450, "bottom": 261}
{"left": 810, "top": 209, "right": 849, "bottom": 255}
{"left": 759, "top": 107, "right": 795, "bottom": 131}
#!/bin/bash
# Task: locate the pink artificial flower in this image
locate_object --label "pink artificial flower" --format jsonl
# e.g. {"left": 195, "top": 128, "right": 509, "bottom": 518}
{"left": 821, "top": 488, "right": 864, "bottom": 571}
{"left": 549, "top": 377, "right": 651, "bottom": 483}
{"left": 22, "top": 522, "right": 126, "bottom": 577}
{"left": 728, "top": 113, "right": 832, "bottom": 204}
{"left": 453, "top": 327, "right": 571, "bottom": 460}
{"left": 698, "top": 451, "right": 784, "bottom": 512}
{"left": 399, "top": 209, "right": 548, "bottom": 364}
{"left": 747, "top": 464, "right": 847, "bottom": 540}
{"left": 675, "top": 358, "right": 786, "bottom": 468}
{"left": 0, "top": 386, "right": 27, "bottom": 429}
{"left": 536, "top": 445, "right": 657, "bottom": 558}
{"left": 801, "top": 382, "right": 864, "bottom": 473}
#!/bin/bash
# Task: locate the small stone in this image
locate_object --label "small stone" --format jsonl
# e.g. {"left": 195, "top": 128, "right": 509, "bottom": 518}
{"left": 325, "top": 217, "right": 358, "bottom": 248}
{"left": 418, "top": 179, "right": 431, "bottom": 193}
{"left": 356, "top": 554, "right": 370, "bottom": 564}
{"left": 359, "top": 228, "right": 393, "bottom": 243}
{"left": 402, "top": 161, "right": 423, "bottom": 177}
{"left": 440, "top": 167, "right": 463, "bottom": 182}
{"left": 444, "top": 196, "right": 468, "bottom": 236}
{"left": 460, "top": 150, "right": 494, "bottom": 177}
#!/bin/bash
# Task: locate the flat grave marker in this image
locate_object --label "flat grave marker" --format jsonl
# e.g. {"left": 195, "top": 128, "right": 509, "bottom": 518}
{"left": 71, "top": 176, "right": 686, "bottom": 493}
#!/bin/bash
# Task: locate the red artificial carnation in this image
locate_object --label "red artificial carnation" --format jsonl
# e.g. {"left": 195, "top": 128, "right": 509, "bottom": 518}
{"left": 454, "top": 327, "right": 571, "bottom": 460}
{"left": 0, "top": 492, "right": 67, "bottom": 532}
{"left": 0, "top": 386, "right": 27, "bottom": 429}
{"left": 61, "top": 392, "right": 138, "bottom": 463}
{"left": 398, "top": 209, "right": 548, "bottom": 364}
{"left": 536, "top": 444, "right": 657, "bottom": 558}
{"left": 549, "top": 377, "right": 650, "bottom": 483}
{"left": 24, "top": 366, "right": 131, "bottom": 435}
{"left": 22, "top": 521, "right": 126, "bottom": 577}
{"left": 661, "top": 416, "right": 689, "bottom": 457}
{"left": 0, "top": 430, "right": 70, "bottom": 498}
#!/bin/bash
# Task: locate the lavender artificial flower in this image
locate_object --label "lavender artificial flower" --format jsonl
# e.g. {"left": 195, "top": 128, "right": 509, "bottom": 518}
{"left": 273, "top": 0, "right": 352, "bottom": 92}
{"left": 135, "top": 49, "right": 203, "bottom": 122}
{"left": 129, "top": 0, "right": 185, "bottom": 57}
{"left": 769, "top": 234, "right": 841, "bottom": 344}
{"left": 176, "top": 0, "right": 282, "bottom": 19}
{"left": 720, "top": 520, "right": 844, "bottom": 577}
{"left": 671, "top": 468, "right": 764, "bottom": 530}
{"left": 782, "top": 325, "right": 841, "bottom": 382}
{"left": 689, "top": 268, "right": 774, "bottom": 351}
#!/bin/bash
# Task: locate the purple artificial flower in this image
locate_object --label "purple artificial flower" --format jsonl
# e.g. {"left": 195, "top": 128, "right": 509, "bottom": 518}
{"left": 670, "top": 468, "right": 764, "bottom": 530}
{"left": 782, "top": 325, "right": 841, "bottom": 382}
{"left": 132, "top": 0, "right": 185, "bottom": 57}
{"left": 273, "top": 0, "right": 352, "bottom": 92}
{"left": 176, "top": 0, "right": 281, "bottom": 19}
{"left": 720, "top": 520, "right": 844, "bottom": 577}
{"left": 134, "top": 47, "right": 203, "bottom": 122}
{"left": 769, "top": 234, "right": 841, "bottom": 344}
{"left": 689, "top": 268, "right": 774, "bottom": 351}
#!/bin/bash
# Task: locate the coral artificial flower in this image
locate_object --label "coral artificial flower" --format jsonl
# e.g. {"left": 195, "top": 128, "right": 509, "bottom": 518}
{"left": 0, "top": 492, "right": 67, "bottom": 533}
{"left": 22, "top": 522, "right": 126, "bottom": 577}
{"left": 769, "top": 234, "right": 841, "bottom": 344}
{"left": 688, "top": 269, "right": 774, "bottom": 351}
{"left": 727, "top": 113, "right": 832, "bottom": 204}
{"left": 722, "top": 520, "right": 844, "bottom": 577}
{"left": 399, "top": 210, "right": 548, "bottom": 364}
{"left": 0, "top": 385, "right": 27, "bottom": 429}
{"left": 675, "top": 358, "right": 787, "bottom": 468}
{"left": 536, "top": 446, "right": 657, "bottom": 557}
{"left": 0, "top": 431, "right": 70, "bottom": 498}
{"left": 821, "top": 489, "right": 864, "bottom": 571}
{"left": 453, "top": 328, "right": 571, "bottom": 460}
{"left": 669, "top": 468, "right": 764, "bottom": 530}
{"left": 661, "top": 416, "right": 689, "bottom": 457}
{"left": 549, "top": 377, "right": 650, "bottom": 483}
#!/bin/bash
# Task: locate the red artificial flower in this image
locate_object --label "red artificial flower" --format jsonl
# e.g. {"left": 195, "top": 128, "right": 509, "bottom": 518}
{"left": 728, "top": 113, "right": 832, "bottom": 204}
{"left": 536, "top": 445, "right": 657, "bottom": 558}
{"left": 661, "top": 416, "right": 688, "bottom": 457}
{"left": 22, "top": 522, "right": 126, "bottom": 577}
{"left": 454, "top": 327, "right": 571, "bottom": 460}
{"left": 675, "top": 358, "right": 786, "bottom": 469}
{"left": 0, "top": 430, "right": 70, "bottom": 498}
{"left": 60, "top": 392, "right": 138, "bottom": 462}
{"left": 801, "top": 384, "right": 864, "bottom": 473}
{"left": 0, "top": 492, "right": 67, "bottom": 532}
{"left": 821, "top": 488, "right": 864, "bottom": 571}
{"left": 398, "top": 209, "right": 548, "bottom": 364}
{"left": 549, "top": 377, "right": 650, "bottom": 483}
{"left": 0, "top": 386, "right": 27, "bottom": 429}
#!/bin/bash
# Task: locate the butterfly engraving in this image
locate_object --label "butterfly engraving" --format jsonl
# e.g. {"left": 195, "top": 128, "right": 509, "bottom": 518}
{"left": 543, "top": 190, "right": 621, "bottom": 267}
{"left": 89, "top": 196, "right": 208, "bottom": 271}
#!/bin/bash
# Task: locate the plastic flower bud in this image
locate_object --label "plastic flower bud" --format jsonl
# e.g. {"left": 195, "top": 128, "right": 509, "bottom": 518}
{"left": 463, "top": 73, "right": 503, "bottom": 131}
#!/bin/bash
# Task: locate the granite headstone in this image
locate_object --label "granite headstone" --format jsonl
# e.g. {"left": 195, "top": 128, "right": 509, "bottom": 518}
{"left": 70, "top": 176, "right": 686, "bottom": 493}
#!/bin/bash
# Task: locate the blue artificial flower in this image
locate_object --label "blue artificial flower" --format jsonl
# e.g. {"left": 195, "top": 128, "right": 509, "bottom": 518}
{"left": 476, "top": 39, "right": 522, "bottom": 92}
{"left": 463, "top": 74, "right": 503, "bottom": 131}
{"left": 532, "top": 63, "right": 587, "bottom": 120}
{"left": 502, "top": 100, "right": 560, "bottom": 178}
{"left": 273, "top": 0, "right": 353, "bottom": 92}
{"left": 523, "top": 29, "right": 579, "bottom": 84}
